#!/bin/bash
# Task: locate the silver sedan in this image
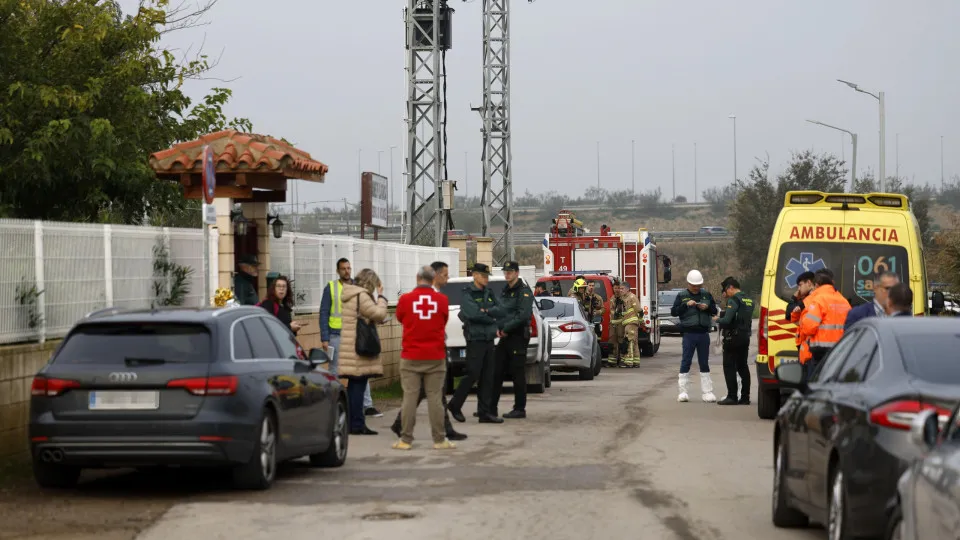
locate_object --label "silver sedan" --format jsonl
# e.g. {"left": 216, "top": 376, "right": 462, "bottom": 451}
{"left": 537, "top": 297, "right": 602, "bottom": 381}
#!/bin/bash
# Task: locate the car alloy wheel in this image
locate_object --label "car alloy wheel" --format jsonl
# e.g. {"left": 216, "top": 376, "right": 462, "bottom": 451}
{"left": 828, "top": 469, "right": 844, "bottom": 540}
{"left": 773, "top": 442, "right": 784, "bottom": 515}
{"left": 259, "top": 415, "right": 277, "bottom": 484}
{"left": 334, "top": 401, "right": 348, "bottom": 461}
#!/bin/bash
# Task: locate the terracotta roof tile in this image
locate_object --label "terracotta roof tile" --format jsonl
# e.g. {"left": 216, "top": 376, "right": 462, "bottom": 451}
{"left": 149, "top": 130, "right": 328, "bottom": 181}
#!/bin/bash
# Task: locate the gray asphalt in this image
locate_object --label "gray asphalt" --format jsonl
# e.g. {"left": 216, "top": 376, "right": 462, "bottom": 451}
{"left": 133, "top": 333, "right": 826, "bottom": 540}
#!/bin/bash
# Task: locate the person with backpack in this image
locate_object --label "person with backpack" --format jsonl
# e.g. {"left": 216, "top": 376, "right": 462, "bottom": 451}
{"left": 257, "top": 275, "right": 302, "bottom": 335}
{"left": 715, "top": 277, "right": 754, "bottom": 406}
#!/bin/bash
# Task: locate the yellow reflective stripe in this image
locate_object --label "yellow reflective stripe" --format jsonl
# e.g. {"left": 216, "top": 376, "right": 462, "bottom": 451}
{"left": 804, "top": 313, "right": 822, "bottom": 323}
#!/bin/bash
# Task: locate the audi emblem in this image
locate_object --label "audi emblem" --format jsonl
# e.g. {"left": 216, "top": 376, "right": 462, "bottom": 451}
{"left": 108, "top": 372, "right": 138, "bottom": 382}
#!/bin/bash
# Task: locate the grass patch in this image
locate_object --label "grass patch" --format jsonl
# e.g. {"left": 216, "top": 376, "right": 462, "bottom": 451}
{"left": 371, "top": 380, "right": 403, "bottom": 401}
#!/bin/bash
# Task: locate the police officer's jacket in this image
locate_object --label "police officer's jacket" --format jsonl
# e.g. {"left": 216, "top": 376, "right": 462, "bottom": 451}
{"left": 670, "top": 289, "right": 718, "bottom": 333}
{"left": 717, "top": 291, "right": 754, "bottom": 346}
{"left": 459, "top": 283, "right": 503, "bottom": 341}
{"left": 498, "top": 279, "right": 534, "bottom": 340}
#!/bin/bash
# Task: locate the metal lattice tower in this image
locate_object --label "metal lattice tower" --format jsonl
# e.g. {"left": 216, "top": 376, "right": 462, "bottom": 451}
{"left": 404, "top": 1, "right": 447, "bottom": 246}
{"left": 478, "top": 0, "right": 514, "bottom": 263}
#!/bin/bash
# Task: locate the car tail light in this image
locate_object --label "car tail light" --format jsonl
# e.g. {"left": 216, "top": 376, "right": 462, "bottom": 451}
{"left": 758, "top": 306, "right": 768, "bottom": 356}
{"left": 31, "top": 376, "right": 80, "bottom": 397}
{"left": 530, "top": 315, "right": 538, "bottom": 338}
{"left": 559, "top": 322, "right": 586, "bottom": 332}
{"left": 869, "top": 400, "right": 952, "bottom": 431}
{"left": 167, "top": 376, "right": 238, "bottom": 396}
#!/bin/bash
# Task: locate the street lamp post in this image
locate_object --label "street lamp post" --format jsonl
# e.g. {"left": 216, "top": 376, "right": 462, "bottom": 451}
{"left": 596, "top": 141, "right": 601, "bottom": 189}
{"left": 671, "top": 143, "right": 676, "bottom": 201}
{"left": 694, "top": 142, "right": 698, "bottom": 203}
{"left": 728, "top": 114, "right": 737, "bottom": 182}
{"left": 838, "top": 79, "right": 885, "bottom": 191}
{"left": 631, "top": 139, "right": 635, "bottom": 194}
{"left": 378, "top": 150, "right": 384, "bottom": 175}
{"left": 390, "top": 145, "right": 397, "bottom": 226}
{"left": 806, "top": 119, "right": 857, "bottom": 192}
{"left": 942, "top": 136, "right": 945, "bottom": 189}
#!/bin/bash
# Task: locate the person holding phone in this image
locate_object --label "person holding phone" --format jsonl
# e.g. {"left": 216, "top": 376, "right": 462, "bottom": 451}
{"left": 670, "top": 269, "right": 719, "bottom": 403}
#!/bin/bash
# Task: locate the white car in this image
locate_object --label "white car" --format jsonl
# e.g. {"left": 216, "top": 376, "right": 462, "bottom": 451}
{"left": 438, "top": 276, "right": 552, "bottom": 394}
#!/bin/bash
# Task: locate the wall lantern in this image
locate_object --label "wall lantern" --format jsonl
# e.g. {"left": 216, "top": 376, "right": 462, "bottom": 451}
{"left": 230, "top": 208, "right": 250, "bottom": 237}
{"left": 267, "top": 213, "right": 284, "bottom": 239}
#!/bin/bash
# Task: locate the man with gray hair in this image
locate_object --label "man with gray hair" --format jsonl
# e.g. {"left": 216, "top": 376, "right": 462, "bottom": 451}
{"left": 844, "top": 271, "right": 900, "bottom": 330}
{"left": 391, "top": 262, "right": 466, "bottom": 440}
{"left": 392, "top": 265, "right": 457, "bottom": 449}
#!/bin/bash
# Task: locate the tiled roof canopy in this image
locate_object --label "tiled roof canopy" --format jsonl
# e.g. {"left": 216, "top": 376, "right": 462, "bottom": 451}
{"left": 150, "top": 130, "right": 328, "bottom": 182}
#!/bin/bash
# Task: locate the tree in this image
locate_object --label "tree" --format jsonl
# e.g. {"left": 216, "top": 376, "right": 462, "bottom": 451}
{"left": 702, "top": 184, "right": 739, "bottom": 213}
{"left": 730, "top": 151, "right": 847, "bottom": 293}
{"left": 0, "top": 0, "right": 251, "bottom": 226}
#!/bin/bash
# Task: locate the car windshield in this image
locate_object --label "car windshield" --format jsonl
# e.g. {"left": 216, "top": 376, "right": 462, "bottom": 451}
{"left": 54, "top": 324, "right": 212, "bottom": 364}
{"left": 898, "top": 332, "right": 960, "bottom": 384}
{"left": 538, "top": 301, "right": 578, "bottom": 320}
{"left": 439, "top": 281, "right": 508, "bottom": 306}
{"left": 775, "top": 242, "right": 909, "bottom": 307}
{"left": 536, "top": 279, "right": 608, "bottom": 300}
{"left": 658, "top": 290, "right": 680, "bottom": 310}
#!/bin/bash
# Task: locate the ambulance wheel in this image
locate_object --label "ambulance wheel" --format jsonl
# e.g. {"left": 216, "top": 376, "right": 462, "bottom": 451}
{"left": 758, "top": 387, "right": 781, "bottom": 420}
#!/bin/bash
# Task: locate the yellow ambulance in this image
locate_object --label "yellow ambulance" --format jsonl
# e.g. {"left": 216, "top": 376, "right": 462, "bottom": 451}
{"left": 755, "top": 191, "right": 929, "bottom": 419}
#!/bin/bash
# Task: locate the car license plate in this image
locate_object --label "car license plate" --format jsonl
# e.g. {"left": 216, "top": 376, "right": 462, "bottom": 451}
{"left": 88, "top": 391, "right": 160, "bottom": 410}
{"left": 459, "top": 349, "right": 466, "bottom": 358}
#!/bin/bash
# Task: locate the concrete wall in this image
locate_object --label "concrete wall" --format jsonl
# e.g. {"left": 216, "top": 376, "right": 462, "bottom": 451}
{"left": 0, "top": 308, "right": 404, "bottom": 462}
{"left": 0, "top": 340, "right": 61, "bottom": 461}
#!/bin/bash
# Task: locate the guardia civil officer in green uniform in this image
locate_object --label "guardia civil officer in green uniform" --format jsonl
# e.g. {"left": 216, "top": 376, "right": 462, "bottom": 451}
{"left": 715, "top": 276, "right": 754, "bottom": 406}
{"left": 491, "top": 261, "right": 535, "bottom": 419}
{"left": 448, "top": 263, "right": 505, "bottom": 424}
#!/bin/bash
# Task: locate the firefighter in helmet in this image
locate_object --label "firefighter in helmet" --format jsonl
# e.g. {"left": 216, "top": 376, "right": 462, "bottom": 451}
{"left": 619, "top": 282, "right": 642, "bottom": 367}
{"left": 608, "top": 279, "right": 628, "bottom": 367}
{"left": 569, "top": 278, "right": 605, "bottom": 337}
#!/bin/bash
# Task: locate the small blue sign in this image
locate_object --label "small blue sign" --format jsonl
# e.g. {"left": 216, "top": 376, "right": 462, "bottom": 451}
{"left": 784, "top": 252, "right": 826, "bottom": 288}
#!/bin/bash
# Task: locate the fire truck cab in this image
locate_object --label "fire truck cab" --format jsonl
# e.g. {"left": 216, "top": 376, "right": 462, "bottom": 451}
{"left": 540, "top": 228, "right": 670, "bottom": 357}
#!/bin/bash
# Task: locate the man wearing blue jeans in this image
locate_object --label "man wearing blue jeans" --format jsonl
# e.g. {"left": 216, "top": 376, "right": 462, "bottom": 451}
{"left": 670, "top": 269, "right": 719, "bottom": 403}
{"left": 321, "top": 258, "right": 381, "bottom": 417}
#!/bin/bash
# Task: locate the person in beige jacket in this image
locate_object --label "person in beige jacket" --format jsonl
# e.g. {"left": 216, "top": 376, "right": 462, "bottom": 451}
{"left": 339, "top": 269, "right": 389, "bottom": 435}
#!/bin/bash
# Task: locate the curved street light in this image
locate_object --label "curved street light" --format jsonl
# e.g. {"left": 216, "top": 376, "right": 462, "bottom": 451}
{"left": 806, "top": 119, "right": 857, "bottom": 192}
{"left": 837, "top": 79, "right": 886, "bottom": 191}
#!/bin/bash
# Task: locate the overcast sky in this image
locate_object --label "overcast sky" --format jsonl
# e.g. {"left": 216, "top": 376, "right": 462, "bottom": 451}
{"left": 125, "top": 0, "right": 960, "bottom": 208}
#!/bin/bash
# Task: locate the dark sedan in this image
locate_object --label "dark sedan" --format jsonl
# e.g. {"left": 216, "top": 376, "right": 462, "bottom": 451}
{"left": 29, "top": 306, "right": 348, "bottom": 491}
{"left": 770, "top": 318, "right": 960, "bottom": 540}
{"left": 893, "top": 372, "right": 960, "bottom": 540}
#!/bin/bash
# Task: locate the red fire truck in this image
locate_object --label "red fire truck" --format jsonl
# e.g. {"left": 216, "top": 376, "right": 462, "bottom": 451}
{"left": 539, "top": 228, "right": 672, "bottom": 357}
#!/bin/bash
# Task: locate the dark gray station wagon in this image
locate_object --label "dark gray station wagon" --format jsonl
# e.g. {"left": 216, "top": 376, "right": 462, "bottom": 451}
{"left": 29, "top": 306, "right": 348, "bottom": 490}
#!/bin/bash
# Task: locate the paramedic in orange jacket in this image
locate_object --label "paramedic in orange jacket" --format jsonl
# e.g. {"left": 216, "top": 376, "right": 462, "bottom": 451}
{"left": 798, "top": 268, "right": 851, "bottom": 378}
{"left": 785, "top": 271, "right": 816, "bottom": 350}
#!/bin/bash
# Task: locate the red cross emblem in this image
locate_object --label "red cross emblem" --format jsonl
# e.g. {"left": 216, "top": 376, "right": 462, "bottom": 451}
{"left": 413, "top": 295, "right": 439, "bottom": 319}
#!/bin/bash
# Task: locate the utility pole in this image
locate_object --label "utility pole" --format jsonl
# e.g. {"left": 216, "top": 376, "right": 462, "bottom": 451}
{"left": 671, "top": 143, "right": 676, "bottom": 202}
{"left": 942, "top": 135, "right": 945, "bottom": 189}
{"left": 478, "top": 0, "right": 517, "bottom": 263}
{"left": 404, "top": 1, "right": 448, "bottom": 246}
{"left": 693, "top": 142, "right": 698, "bottom": 203}
{"left": 464, "top": 151, "right": 469, "bottom": 201}
{"left": 729, "top": 114, "right": 737, "bottom": 182}
{"left": 596, "top": 141, "right": 600, "bottom": 189}
{"left": 631, "top": 139, "right": 635, "bottom": 194}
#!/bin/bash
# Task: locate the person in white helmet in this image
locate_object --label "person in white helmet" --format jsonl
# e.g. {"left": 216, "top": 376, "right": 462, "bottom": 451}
{"left": 669, "top": 269, "right": 719, "bottom": 402}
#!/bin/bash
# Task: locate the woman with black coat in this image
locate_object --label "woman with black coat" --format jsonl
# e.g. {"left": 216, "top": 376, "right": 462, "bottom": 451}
{"left": 258, "top": 275, "right": 302, "bottom": 335}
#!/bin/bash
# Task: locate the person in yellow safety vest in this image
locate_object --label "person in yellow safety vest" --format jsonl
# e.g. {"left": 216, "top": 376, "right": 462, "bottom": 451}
{"left": 620, "top": 283, "right": 643, "bottom": 368}
{"left": 607, "top": 280, "right": 628, "bottom": 368}
{"left": 320, "top": 258, "right": 382, "bottom": 418}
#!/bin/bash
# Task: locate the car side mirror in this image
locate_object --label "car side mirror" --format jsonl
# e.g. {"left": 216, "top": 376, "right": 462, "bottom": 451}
{"left": 774, "top": 362, "right": 807, "bottom": 392}
{"left": 910, "top": 409, "right": 940, "bottom": 450}
{"left": 931, "top": 291, "right": 946, "bottom": 316}
{"left": 538, "top": 299, "right": 555, "bottom": 310}
{"left": 308, "top": 348, "right": 330, "bottom": 367}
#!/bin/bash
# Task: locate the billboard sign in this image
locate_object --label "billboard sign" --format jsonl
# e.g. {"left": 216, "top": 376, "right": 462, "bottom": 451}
{"left": 361, "top": 172, "right": 389, "bottom": 229}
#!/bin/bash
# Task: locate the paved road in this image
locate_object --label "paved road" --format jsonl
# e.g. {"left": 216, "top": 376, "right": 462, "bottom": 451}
{"left": 2, "top": 335, "right": 826, "bottom": 540}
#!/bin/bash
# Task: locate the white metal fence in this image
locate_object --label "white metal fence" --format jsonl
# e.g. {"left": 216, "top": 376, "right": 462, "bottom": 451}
{"left": 269, "top": 233, "right": 459, "bottom": 312}
{"left": 0, "top": 220, "right": 458, "bottom": 345}
{"left": 0, "top": 220, "right": 215, "bottom": 345}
